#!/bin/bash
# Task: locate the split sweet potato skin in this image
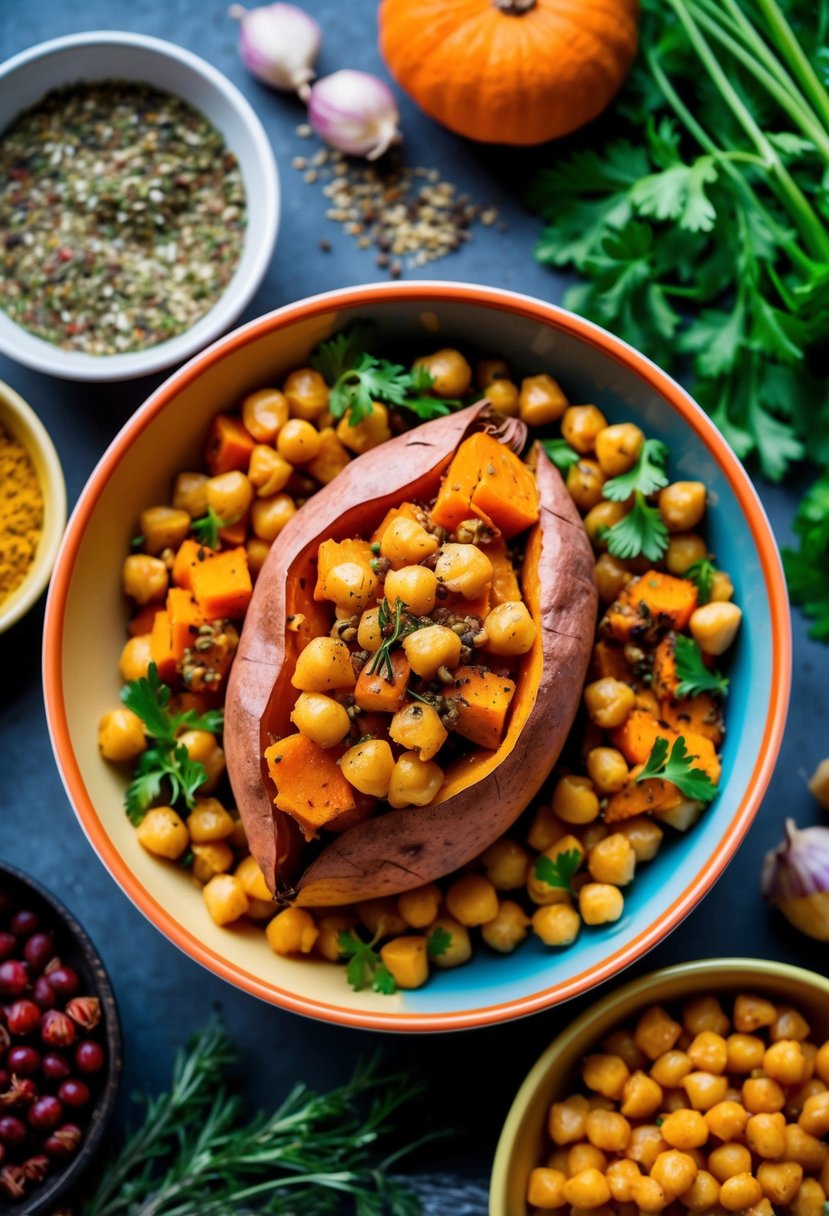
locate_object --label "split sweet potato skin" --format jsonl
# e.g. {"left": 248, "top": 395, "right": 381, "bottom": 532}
{"left": 224, "top": 402, "right": 598, "bottom": 905}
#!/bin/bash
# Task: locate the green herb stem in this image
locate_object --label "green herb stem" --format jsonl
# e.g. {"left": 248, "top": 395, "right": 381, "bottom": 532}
{"left": 751, "top": 0, "right": 829, "bottom": 129}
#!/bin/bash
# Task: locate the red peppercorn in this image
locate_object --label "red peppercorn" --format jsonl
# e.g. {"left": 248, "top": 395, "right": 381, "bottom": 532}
{"left": 0, "top": 934, "right": 15, "bottom": 963}
{"left": 44, "top": 965, "right": 79, "bottom": 999}
{"left": 0, "top": 1115, "right": 27, "bottom": 1147}
{"left": 0, "top": 961, "right": 29, "bottom": 999}
{"left": 57, "top": 1079, "right": 89, "bottom": 1108}
{"left": 22, "top": 933, "right": 54, "bottom": 975}
{"left": 6, "top": 1000, "right": 41, "bottom": 1037}
{"left": 27, "top": 1096, "right": 62, "bottom": 1131}
{"left": 74, "top": 1040, "right": 105, "bottom": 1075}
{"left": 6, "top": 1047, "right": 40, "bottom": 1078}
{"left": 44, "top": 1122, "right": 81, "bottom": 1158}
{"left": 10, "top": 911, "right": 40, "bottom": 938}
{"left": 32, "top": 975, "right": 56, "bottom": 1011}
{"left": 41, "top": 1053, "right": 71, "bottom": 1082}
{"left": 40, "top": 1010, "right": 75, "bottom": 1048}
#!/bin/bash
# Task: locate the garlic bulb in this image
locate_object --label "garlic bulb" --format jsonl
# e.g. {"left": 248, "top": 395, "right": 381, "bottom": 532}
{"left": 307, "top": 70, "right": 401, "bottom": 160}
{"left": 761, "top": 818, "right": 829, "bottom": 941}
{"left": 230, "top": 3, "right": 321, "bottom": 98}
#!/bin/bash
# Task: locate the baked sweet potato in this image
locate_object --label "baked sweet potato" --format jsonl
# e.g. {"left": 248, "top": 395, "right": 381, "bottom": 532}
{"left": 224, "top": 402, "right": 597, "bottom": 905}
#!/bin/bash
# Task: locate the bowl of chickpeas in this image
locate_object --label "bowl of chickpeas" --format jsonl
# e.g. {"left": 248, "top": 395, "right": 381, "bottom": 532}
{"left": 44, "top": 282, "right": 790, "bottom": 1030}
{"left": 491, "top": 958, "right": 829, "bottom": 1215}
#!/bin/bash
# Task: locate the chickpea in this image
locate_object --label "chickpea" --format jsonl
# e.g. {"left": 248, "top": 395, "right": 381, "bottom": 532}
{"left": 480, "top": 837, "right": 530, "bottom": 890}
{"left": 341, "top": 740, "right": 395, "bottom": 798}
{"left": 666, "top": 533, "right": 708, "bottom": 576}
{"left": 581, "top": 1054, "right": 629, "bottom": 1101}
{"left": 746, "top": 1111, "right": 787, "bottom": 1158}
{"left": 476, "top": 357, "right": 510, "bottom": 388}
{"left": 626, "top": 1123, "right": 669, "bottom": 1170}
{"left": 709, "top": 1142, "right": 753, "bottom": 1182}
{"left": 787, "top": 1078, "right": 827, "bottom": 1121}
{"left": 380, "top": 516, "right": 439, "bottom": 567}
{"left": 481, "top": 899, "right": 530, "bottom": 952}
{"left": 356, "top": 898, "right": 407, "bottom": 940}
{"left": 765, "top": 1039, "right": 807, "bottom": 1085}
{"left": 552, "top": 775, "right": 600, "bottom": 825}
{"left": 122, "top": 554, "right": 168, "bottom": 605}
{"left": 710, "top": 569, "right": 735, "bottom": 601}
{"left": 532, "top": 903, "right": 581, "bottom": 947}
{"left": 784, "top": 1123, "right": 827, "bottom": 1170}
{"left": 704, "top": 1099, "right": 749, "bottom": 1141}
{"left": 561, "top": 405, "right": 609, "bottom": 454}
{"left": 584, "top": 500, "right": 628, "bottom": 547}
{"left": 791, "top": 1179, "right": 827, "bottom": 1216}
{"left": 397, "top": 883, "right": 442, "bottom": 929}
{"left": 567, "top": 459, "right": 606, "bottom": 512}
{"left": 98, "top": 707, "right": 146, "bottom": 762}
{"left": 266, "top": 906, "right": 318, "bottom": 954}
{"left": 172, "top": 471, "right": 209, "bottom": 519}
{"left": 235, "top": 855, "right": 272, "bottom": 902}
{"left": 588, "top": 834, "right": 636, "bottom": 886}
{"left": 277, "top": 418, "right": 323, "bottom": 464}
{"left": 620, "top": 1071, "right": 663, "bottom": 1119}
{"left": 379, "top": 936, "right": 429, "bottom": 989}
{"left": 635, "top": 1006, "right": 682, "bottom": 1061}
{"left": 569, "top": 1143, "right": 608, "bottom": 1175}
{"left": 435, "top": 543, "right": 492, "bottom": 599}
{"left": 800, "top": 1091, "right": 829, "bottom": 1136}
{"left": 581, "top": 822, "right": 608, "bottom": 853}
{"left": 818, "top": 1041, "right": 829, "bottom": 1084}
{"left": 487, "top": 379, "right": 520, "bottom": 416}
{"left": 527, "top": 834, "right": 584, "bottom": 904}
{"left": 413, "top": 348, "right": 472, "bottom": 397}
{"left": 282, "top": 367, "right": 329, "bottom": 421}
{"left": 323, "top": 560, "right": 378, "bottom": 612}
{"left": 118, "top": 634, "right": 153, "bottom": 683}
{"left": 579, "top": 883, "right": 624, "bottom": 925}
{"left": 191, "top": 841, "right": 234, "bottom": 884}
{"left": 519, "top": 374, "right": 568, "bottom": 426}
{"left": 136, "top": 806, "right": 189, "bottom": 860}
{"left": 526, "top": 802, "right": 565, "bottom": 853}
{"left": 292, "top": 636, "right": 355, "bottom": 691}
{"left": 563, "top": 1168, "right": 611, "bottom": 1209}
{"left": 202, "top": 874, "right": 249, "bottom": 925}
{"left": 734, "top": 993, "right": 777, "bottom": 1033}
{"left": 205, "top": 470, "right": 254, "bottom": 522}
{"left": 594, "top": 552, "right": 632, "bottom": 602}
{"left": 688, "top": 1031, "right": 728, "bottom": 1074}
{"left": 630, "top": 1174, "right": 668, "bottom": 1212}
{"left": 549, "top": 1094, "right": 589, "bottom": 1145}
{"left": 316, "top": 914, "right": 356, "bottom": 962}
{"left": 402, "top": 624, "right": 461, "bottom": 679}
{"left": 690, "top": 601, "right": 742, "bottom": 656}
{"left": 771, "top": 1006, "right": 811, "bottom": 1042}
{"left": 248, "top": 445, "right": 293, "bottom": 497}
{"left": 650, "top": 1149, "right": 698, "bottom": 1199}
{"left": 595, "top": 423, "right": 644, "bottom": 477}
{"left": 603, "top": 1029, "right": 647, "bottom": 1072}
{"left": 187, "top": 798, "right": 235, "bottom": 843}
{"left": 428, "top": 916, "right": 472, "bottom": 968}
{"left": 445, "top": 873, "right": 498, "bottom": 926}
{"left": 178, "top": 729, "right": 226, "bottom": 794}
{"left": 384, "top": 565, "right": 437, "bottom": 615}
{"left": 743, "top": 1075, "right": 786, "bottom": 1114}
{"left": 484, "top": 600, "right": 536, "bottom": 656}
{"left": 387, "top": 752, "right": 444, "bottom": 808}
{"left": 389, "top": 703, "right": 447, "bottom": 762}
{"left": 681, "top": 1169, "right": 721, "bottom": 1212}
{"left": 138, "top": 505, "right": 191, "bottom": 555}
{"left": 758, "top": 1161, "right": 804, "bottom": 1205}
{"left": 682, "top": 994, "right": 729, "bottom": 1036}
{"left": 659, "top": 482, "right": 706, "bottom": 532}
{"left": 249, "top": 494, "right": 295, "bottom": 543}
{"left": 720, "top": 1173, "right": 763, "bottom": 1212}
{"left": 241, "top": 387, "right": 289, "bottom": 442}
{"left": 683, "top": 1070, "right": 729, "bottom": 1111}
{"left": 336, "top": 402, "right": 391, "bottom": 453}
{"left": 290, "top": 692, "right": 351, "bottom": 748}
{"left": 616, "top": 816, "right": 663, "bottom": 862}
{"left": 606, "top": 1158, "right": 641, "bottom": 1203}
{"left": 527, "top": 1166, "right": 567, "bottom": 1209}
{"left": 585, "top": 1108, "right": 631, "bottom": 1152}
{"left": 584, "top": 677, "right": 636, "bottom": 729}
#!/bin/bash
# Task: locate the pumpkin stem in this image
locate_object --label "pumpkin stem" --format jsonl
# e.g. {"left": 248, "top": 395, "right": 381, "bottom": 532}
{"left": 493, "top": 0, "right": 536, "bottom": 12}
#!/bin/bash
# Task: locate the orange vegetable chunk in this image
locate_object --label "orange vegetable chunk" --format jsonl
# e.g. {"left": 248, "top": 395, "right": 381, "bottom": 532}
{"left": 204, "top": 413, "right": 255, "bottom": 476}
{"left": 652, "top": 634, "right": 679, "bottom": 701}
{"left": 172, "top": 538, "right": 215, "bottom": 591}
{"left": 149, "top": 610, "right": 177, "bottom": 684}
{"left": 218, "top": 512, "right": 249, "bottom": 547}
{"left": 167, "top": 587, "right": 205, "bottom": 660}
{"left": 370, "top": 502, "right": 421, "bottom": 544}
{"left": 660, "top": 693, "right": 724, "bottom": 746}
{"left": 430, "top": 432, "right": 539, "bottom": 538}
{"left": 592, "top": 640, "right": 633, "bottom": 683}
{"left": 487, "top": 537, "right": 521, "bottom": 606}
{"left": 611, "top": 710, "right": 721, "bottom": 783}
{"left": 447, "top": 664, "right": 516, "bottom": 749}
{"left": 605, "top": 776, "right": 682, "bottom": 823}
{"left": 265, "top": 735, "right": 356, "bottom": 840}
{"left": 354, "top": 650, "right": 410, "bottom": 713}
{"left": 128, "top": 604, "right": 163, "bottom": 638}
{"left": 609, "top": 571, "right": 699, "bottom": 643}
{"left": 190, "top": 546, "right": 252, "bottom": 620}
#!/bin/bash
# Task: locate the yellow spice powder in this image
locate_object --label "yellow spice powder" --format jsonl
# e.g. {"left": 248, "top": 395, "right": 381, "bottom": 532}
{"left": 0, "top": 422, "right": 44, "bottom": 604}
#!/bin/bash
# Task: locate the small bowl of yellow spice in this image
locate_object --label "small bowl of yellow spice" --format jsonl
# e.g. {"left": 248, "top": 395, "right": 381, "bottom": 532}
{"left": 0, "top": 380, "right": 66, "bottom": 632}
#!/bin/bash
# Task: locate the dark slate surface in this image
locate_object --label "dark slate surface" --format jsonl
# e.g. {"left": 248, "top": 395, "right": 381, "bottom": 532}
{"left": 0, "top": 0, "right": 826, "bottom": 1202}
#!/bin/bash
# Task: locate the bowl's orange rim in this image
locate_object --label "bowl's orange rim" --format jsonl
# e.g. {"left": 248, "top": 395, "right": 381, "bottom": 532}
{"left": 43, "top": 281, "right": 792, "bottom": 1033}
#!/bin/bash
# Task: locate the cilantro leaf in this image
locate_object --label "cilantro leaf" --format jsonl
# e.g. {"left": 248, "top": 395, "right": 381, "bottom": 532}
{"left": 124, "top": 756, "right": 165, "bottom": 824}
{"left": 372, "top": 967, "right": 397, "bottom": 995}
{"left": 534, "top": 849, "right": 582, "bottom": 894}
{"left": 309, "top": 320, "right": 377, "bottom": 383}
{"left": 603, "top": 438, "right": 669, "bottom": 502}
{"left": 673, "top": 635, "right": 730, "bottom": 699}
{"left": 121, "top": 663, "right": 176, "bottom": 745}
{"left": 605, "top": 491, "right": 670, "bottom": 562}
{"left": 427, "top": 926, "right": 452, "bottom": 958}
{"left": 629, "top": 155, "right": 718, "bottom": 233}
{"left": 782, "top": 468, "right": 829, "bottom": 639}
{"left": 326, "top": 351, "right": 456, "bottom": 426}
{"left": 337, "top": 931, "right": 398, "bottom": 995}
{"left": 191, "top": 508, "right": 225, "bottom": 550}
{"left": 685, "top": 558, "right": 717, "bottom": 604}
{"left": 636, "top": 735, "right": 718, "bottom": 804}
{"left": 542, "top": 438, "right": 581, "bottom": 473}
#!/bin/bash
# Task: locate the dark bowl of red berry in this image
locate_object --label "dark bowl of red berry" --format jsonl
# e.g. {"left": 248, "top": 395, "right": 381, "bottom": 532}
{"left": 0, "top": 862, "right": 121, "bottom": 1211}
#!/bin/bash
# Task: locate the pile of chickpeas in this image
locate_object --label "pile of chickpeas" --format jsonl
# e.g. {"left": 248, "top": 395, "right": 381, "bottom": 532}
{"left": 103, "top": 340, "right": 738, "bottom": 992}
{"left": 528, "top": 992, "right": 829, "bottom": 1216}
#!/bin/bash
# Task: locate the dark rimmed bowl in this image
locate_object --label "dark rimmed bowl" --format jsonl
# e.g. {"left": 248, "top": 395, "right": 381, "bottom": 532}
{"left": 0, "top": 862, "right": 121, "bottom": 1215}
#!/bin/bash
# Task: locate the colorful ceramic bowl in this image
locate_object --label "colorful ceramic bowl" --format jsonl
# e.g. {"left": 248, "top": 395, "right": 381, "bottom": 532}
{"left": 0, "top": 380, "right": 66, "bottom": 634}
{"left": 0, "top": 862, "right": 122, "bottom": 1216}
{"left": 0, "top": 32, "right": 279, "bottom": 382}
{"left": 490, "top": 957, "right": 829, "bottom": 1216}
{"left": 43, "top": 282, "right": 790, "bottom": 1031}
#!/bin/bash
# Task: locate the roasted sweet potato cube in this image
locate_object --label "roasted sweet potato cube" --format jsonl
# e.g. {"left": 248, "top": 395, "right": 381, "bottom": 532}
{"left": 265, "top": 735, "right": 356, "bottom": 841}
{"left": 447, "top": 664, "right": 516, "bottom": 750}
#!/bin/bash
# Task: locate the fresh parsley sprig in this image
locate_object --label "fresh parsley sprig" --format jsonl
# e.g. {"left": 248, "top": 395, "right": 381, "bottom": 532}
{"left": 190, "top": 507, "right": 228, "bottom": 550}
{"left": 602, "top": 437, "right": 670, "bottom": 562}
{"left": 783, "top": 467, "right": 829, "bottom": 639}
{"left": 674, "top": 635, "right": 729, "bottom": 699}
{"left": 685, "top": 557, "right": 718, "bottom": 604}
{"left": 542, "top": 438, "right": 581, "bottom": 473}
{"left": 603, "top": 438, "right": 670, "bottom": 502}
{"left": 338, "top": 930, "right": 397, "bottom": 994}
{"left": 120, "top": 663, "right": 223, "bottom": 822}
{"left": 636, "top": 735, "right": 718, "bottom": 804}
{"left": 427, "top": 926, "right": 452, "bottom": 958}
{"left": 533, "top": 848, "right": 582, "bottom": 895}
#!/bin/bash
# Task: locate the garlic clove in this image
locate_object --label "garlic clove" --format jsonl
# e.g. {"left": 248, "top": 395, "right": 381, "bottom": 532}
{"left": 230, "top": 3, "right": 321, "bottom": 98}
{"left": 777, "top": 894, "right": 829, "bottom": 941}
{"left": 307, "top": 70, "right": 401, "bottom": 161}
{"left": 762, "top": 817, "right": 829, "bottom": 940}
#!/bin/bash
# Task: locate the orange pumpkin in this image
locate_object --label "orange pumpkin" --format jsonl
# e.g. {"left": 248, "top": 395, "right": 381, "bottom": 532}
{"left": 378, "top": 0, "right": 640, "bottom": 147}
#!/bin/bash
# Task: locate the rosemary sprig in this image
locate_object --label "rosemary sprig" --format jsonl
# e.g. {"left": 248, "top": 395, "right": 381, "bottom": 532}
{"left": 79, "top": 1019, "right": 429, "bottom": 1216}
{"left": 368, "top": 598, "right": 420, "bottom": 681}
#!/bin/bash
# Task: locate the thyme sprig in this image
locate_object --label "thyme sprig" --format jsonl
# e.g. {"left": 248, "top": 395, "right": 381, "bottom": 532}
{"left": 368, "top": 598, "right": 421, "bottom": 681}
{"left": 79, "top": 1020, "right": 428, "bottom": 1216}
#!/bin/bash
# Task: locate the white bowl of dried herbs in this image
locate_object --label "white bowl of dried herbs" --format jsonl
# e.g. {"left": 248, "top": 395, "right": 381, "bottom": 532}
{"left": 0, "top": 31, "right": 280, "bottom": 381}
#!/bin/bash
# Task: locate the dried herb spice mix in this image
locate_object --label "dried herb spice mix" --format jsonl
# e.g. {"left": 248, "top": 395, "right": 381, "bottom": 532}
{"left": 0, "top": 81, "right": 246, "bottom": 356}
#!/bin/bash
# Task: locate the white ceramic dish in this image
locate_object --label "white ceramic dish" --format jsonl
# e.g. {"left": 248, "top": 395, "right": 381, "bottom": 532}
{"left": 0, "top": 380, "right": 66, "bottom": 633}
{"left": 0, "top": 31, "right": 280, "bottom": 382}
